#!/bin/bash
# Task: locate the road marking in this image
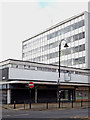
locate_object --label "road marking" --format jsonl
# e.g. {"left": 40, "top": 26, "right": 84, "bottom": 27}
{"left": 14, "top": 114, "right": 29, "bottom": 116}
{"left": 6, "top": 115, "right": 11, "bottom": 116}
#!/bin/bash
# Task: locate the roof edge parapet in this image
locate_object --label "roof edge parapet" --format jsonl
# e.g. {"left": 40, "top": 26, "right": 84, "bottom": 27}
{"left": 23, "top": 11, "right": 87, "bottom": 43}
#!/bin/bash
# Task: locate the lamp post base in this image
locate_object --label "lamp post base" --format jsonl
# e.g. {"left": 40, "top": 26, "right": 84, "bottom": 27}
{"left": 58, "top": 89, "right": 61, "bottom": 108}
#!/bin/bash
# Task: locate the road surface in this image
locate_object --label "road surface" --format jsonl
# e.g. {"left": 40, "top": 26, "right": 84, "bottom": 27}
{"left": 2, "top": 108, "right": 89, "bottom": 119}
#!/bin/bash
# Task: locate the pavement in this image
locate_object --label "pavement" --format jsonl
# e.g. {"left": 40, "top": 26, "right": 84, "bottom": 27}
{"left": 2, "top": 101, "right": 89, "bottom": 111}
{"left": 1, "top": 102, "right": 90, "bottom": 119}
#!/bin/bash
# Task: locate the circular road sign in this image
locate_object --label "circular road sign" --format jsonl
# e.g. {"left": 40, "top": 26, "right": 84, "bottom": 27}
{"left": 28, "top": 82, "right": 34, "bottom": 88}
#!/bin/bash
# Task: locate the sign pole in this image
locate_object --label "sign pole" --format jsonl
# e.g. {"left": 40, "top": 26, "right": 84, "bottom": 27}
{"left": 30, "top": 89, "right": 31, "bottom": 103}
{"left": 28, "top": 82, "right": 34, "bottom": 109}
{"left": 29, "top": 89, "right": 31, "bottom": 109}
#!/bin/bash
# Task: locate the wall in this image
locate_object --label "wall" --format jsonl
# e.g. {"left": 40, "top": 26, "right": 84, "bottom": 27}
{"left": 9, "top": 68, "right": 88, "bottom": 83}
{"left": 85, "top": 11, "right": 90, "bottom": 69}
{"left": 0, "top": 69, "right": 2, "bottom": 119}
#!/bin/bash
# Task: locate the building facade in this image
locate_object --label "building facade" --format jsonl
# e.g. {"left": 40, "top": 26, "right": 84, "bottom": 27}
{"left": 22, "top": 11, "right": 90, "bottom": 69}
{"left": 0, "top": 59, "right": 90, "bottom": 104}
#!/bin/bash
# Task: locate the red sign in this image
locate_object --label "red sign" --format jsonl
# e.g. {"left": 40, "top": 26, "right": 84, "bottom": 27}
{"left": 28, "top": 82, "right": 34, "bottom": 88}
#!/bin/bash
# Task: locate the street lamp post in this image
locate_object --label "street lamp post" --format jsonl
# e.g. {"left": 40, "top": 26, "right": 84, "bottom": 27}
{"left": 58, "top": 40, "right": 69, "bottom": 108}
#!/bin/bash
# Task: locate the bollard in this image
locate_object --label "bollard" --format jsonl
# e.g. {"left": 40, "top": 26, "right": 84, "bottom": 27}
{"left": 59, "top": 98, "right": 60, "bottom": 108}
{"left": 62, "top": 101, "right": 63, "bottom": 108}
{"left": 29, "top": 102, "right": 31, "bottom": 109}
{"left": 14, "top": 101, "right": 16, "bottom": 109}
{"left": 72, "top": 100, "right": 73, "bottom": 108}
{"left": 24, "top": 101, "right": 25, "bottom": 110}
{"left": 46, "top": 102, "right": 48, "bottom": 109}
{"left": 81, "top": 100, "right": 83, "bottom": 107}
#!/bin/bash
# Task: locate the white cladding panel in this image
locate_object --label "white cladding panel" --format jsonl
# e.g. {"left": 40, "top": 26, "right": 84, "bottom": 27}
{"left": 9, "top": 68, "right": 88, "bottom": 83}
{"left": 9, "top": 68, "right": 59, "bottom": 82}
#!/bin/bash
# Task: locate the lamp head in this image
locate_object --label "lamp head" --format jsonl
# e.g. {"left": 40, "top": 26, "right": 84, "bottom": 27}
{"left": 64, "top": 43, "right": 69, "bottom": 48}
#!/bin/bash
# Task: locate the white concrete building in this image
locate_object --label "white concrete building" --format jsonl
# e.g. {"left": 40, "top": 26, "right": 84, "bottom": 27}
{"left": 22, "top": 11, "right": 90, "bottom": 69}
{"left": 0, "top": 59, "right": 90, "bottom": 104}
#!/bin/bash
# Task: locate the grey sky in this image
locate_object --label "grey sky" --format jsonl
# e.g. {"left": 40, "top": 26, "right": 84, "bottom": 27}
{"left": 0, "top": 1, "right": 89, "bottom": 62}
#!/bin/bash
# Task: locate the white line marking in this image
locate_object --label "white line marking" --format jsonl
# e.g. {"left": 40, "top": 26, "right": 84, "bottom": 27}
{"left": 14, "top": 114, "right": 29, "bottom": 116}
{"left": 6, "top": 115, "right": 11, "bottom": 116}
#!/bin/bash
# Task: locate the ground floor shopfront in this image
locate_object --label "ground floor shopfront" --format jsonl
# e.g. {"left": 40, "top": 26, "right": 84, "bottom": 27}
{"left": 2, "top": 82, "right": 90, "bottom": 104}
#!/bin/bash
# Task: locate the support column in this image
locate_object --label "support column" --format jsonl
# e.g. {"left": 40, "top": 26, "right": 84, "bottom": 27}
{"left": 7, "top": 89, "right": 11, "bottom": 104}
{"left": 35, "top": 88, "right": 38, "bottom": 103}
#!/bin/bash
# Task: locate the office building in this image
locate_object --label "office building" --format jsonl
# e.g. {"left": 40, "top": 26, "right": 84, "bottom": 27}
{"left": 22, "top": 11, "right": 90, "bottom": 69}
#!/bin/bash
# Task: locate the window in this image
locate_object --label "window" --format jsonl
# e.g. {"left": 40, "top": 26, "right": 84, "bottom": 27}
{"left": 73, "top": 34, "right": 79, "bottom": 41}
{"left": 67, "top": 59, "right": 72, "bottom": 66}
{"left": 82, "top": 32, "right": 85, "bottom": 38}
{"left": 79, "top": 44, "right": 85, "bottom": 52}
{"left": 78, "top": 32, "right": 85, "bottom": 40}
{"left": 47, "top": 20, "right": 85, "bottom": 40}
{"left": 22, "top": 53, "right": 24, "bottom": 57}
{"left": 64, "top": 60, "right": 68, "bottom": 66}
{"left": 2, "top": 84, "right": 7, "bottom": 89}
{"left": 47, "top": 31, "right": 58, "bottom": 40}
{"left": 73, "top": 58, "right": 78, "bottom": 65}
{"left": 64, "top": 48, "right": 71, "bottom": 55}
{"left": 64, "top": 26, "right": 71, "bottom": 33}
{"left": 60, "top": 28, "right": 65, "bottom": 35}
{"left": 78, "top": 57, "right": 85, "bottom": 64}
{"left": 79, "top": 33, "right": 83, "bottom": 39}
{"left": 73, "top": 46, "right": 79, "bottom": 53}
{"left": 78, "top": 20, "right": 84, "bottom": 27}
{"left": 61, "top": 50, "right": 65, "bottom": 56}
{"left": 72, "top": 32, "right": 85, "bottom": 42}
{"left": 66, "top": 37, "right": 71, "bottom": 43}
{"left": 72, "top": 23, "right": 76, "bottom": 30}
{"left": 28, "top": 66, "right": 30, "bottom": 68}
{"left": 73, "top": 57, "right": 85, "bottom": 65}
{"left": 23, "top": 44, "right": 27, "bottom": 49}
{"left": 47, "top": 52, "right": 58, "bottom": 59}
{"left": 61, "top": 44, "right": 85, "bottom": 56}
{"left": 82, "top": 57, "right": 85, "bottom": 63}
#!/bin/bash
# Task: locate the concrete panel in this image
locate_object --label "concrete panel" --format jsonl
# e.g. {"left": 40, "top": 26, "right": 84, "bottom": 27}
{"left": 9, "top": 68, "right": 88, "bottom": 83}
{"left": 2, "top": 68, "right": 9, "bottom": 81}
{"left": 85, "top": 11, "right": 90, "bottom": 69}
{"left": 9, "top": 68, "right": 59, "bottom": 82}
{"left": 88, "top": 1, "right": 90, "bottom": 13}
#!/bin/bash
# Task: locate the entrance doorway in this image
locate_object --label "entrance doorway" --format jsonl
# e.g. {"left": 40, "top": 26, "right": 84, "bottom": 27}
{"left": 60, "top": 89, "right": 75, "bottom": 101}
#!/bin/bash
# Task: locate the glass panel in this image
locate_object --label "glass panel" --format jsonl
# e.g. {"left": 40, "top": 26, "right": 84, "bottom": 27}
{"left": 47, "top": 20, "right": 85, "bottom": 40}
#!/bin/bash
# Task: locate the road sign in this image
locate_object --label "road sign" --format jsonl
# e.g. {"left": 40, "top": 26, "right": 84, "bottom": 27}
{"left": 28, "top": 82, "right": 34, "bottom": 88}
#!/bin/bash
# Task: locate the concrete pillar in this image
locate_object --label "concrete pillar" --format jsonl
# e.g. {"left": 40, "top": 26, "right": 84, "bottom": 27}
{"left": 35, "top": 88, "right": 37, "bottom": 103}
{"left": 7, "top": 89, "right": 11, "bottom": 104}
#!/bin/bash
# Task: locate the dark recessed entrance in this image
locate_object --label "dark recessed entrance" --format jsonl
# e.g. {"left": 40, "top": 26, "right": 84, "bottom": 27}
{"left": 11, "top": 89, "right": 35, "bottom": 104}
{"left": 37, "top": 89, "right": 57, "bottom": 103}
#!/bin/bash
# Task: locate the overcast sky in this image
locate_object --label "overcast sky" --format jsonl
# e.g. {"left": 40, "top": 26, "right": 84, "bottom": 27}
{"left": 0, "top": 0, "right": 89, "bottom": 62}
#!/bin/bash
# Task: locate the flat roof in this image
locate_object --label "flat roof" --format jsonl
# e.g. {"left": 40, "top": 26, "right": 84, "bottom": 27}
{"left": 23, "top": 11, "right": 86, "bottom": 43}
{"left": 0, "top": 58, "right": 90, "bottom": 73}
